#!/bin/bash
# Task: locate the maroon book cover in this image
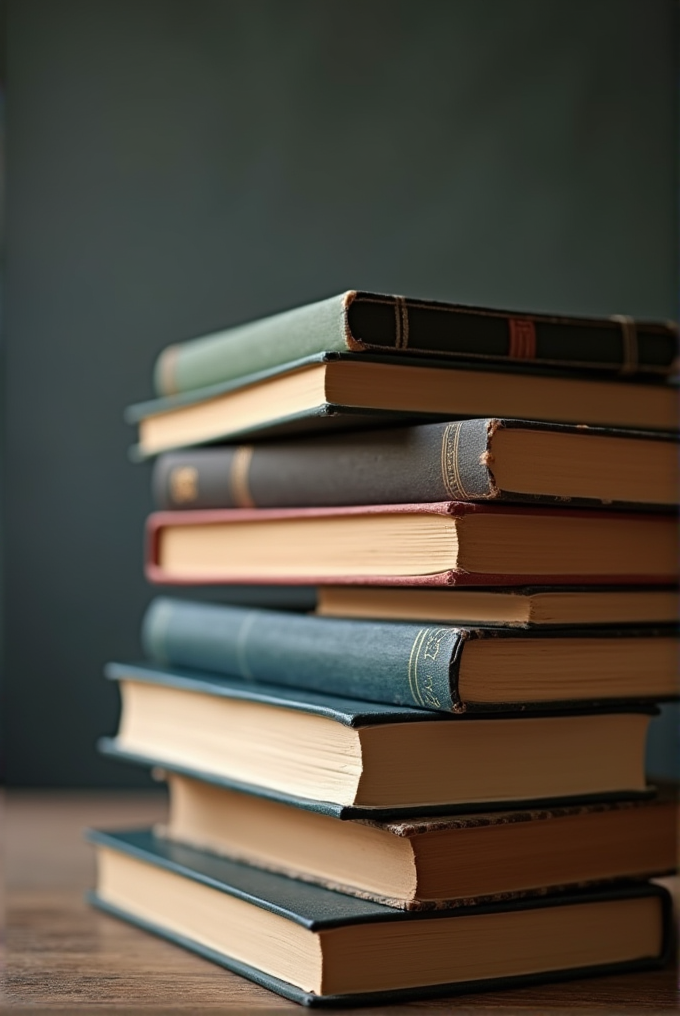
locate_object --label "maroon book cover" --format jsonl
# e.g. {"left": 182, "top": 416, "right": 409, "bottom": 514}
{"left": 145, "top": 502, "right": 677, "bottom": 587}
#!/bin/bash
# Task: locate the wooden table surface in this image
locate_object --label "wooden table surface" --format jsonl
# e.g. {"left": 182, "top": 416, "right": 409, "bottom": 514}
{"left": 2, "top": 789, "right": 678, "bottom": 1012}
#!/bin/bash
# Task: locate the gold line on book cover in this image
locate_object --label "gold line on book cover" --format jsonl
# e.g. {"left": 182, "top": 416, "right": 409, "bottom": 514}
{"left": 441, "top": 421, "right": 472, "bottom": 500}
{"left": 169, "top": 466, "right": 199, "bottom": 505}
{"left": 611, "top": 315, "right": 639, "bottom": 375}
{"left": 229, "top": 446, "right": 256, "bottom": 508}
{"left": 408, "top": 626, "right": 452, "bottom": 709}
{"left": 158, "top": 343, "right": 180, "bottom": 396}
{"left": 415, "top": 627, "right": 453, "bottom": 710}
{"left": 406, "top": 627, "right": 429, "bottom": 707}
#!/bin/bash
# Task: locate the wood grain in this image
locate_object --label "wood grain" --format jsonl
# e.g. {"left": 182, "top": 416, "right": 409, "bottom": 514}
{"left": 2, "top": 790, "right": 678, "bottom": 1010}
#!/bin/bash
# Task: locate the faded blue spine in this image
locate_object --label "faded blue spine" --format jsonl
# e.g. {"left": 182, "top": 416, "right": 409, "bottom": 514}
{"left": 142, "top": 598, "right": 461, "bottom": 712}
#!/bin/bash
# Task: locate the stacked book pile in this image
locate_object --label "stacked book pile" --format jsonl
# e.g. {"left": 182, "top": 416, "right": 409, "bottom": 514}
{"left": 88, "top": 292, "right": 679, "bottom": 1006}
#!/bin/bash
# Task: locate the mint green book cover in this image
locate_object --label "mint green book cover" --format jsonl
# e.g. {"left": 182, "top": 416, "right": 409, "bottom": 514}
{"left": 153, "top": 290, "right": 679, "bottom": 397}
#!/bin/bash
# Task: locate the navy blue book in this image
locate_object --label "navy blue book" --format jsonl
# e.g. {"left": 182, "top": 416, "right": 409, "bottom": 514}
{"left": 142, "top": 598, "right": 679, "bottom": 713}
{"left": 101, "top": 661, "right": 655, "bottom": 818}
{"left": 86, "top": 828, "right": 672, "bottom": 1007}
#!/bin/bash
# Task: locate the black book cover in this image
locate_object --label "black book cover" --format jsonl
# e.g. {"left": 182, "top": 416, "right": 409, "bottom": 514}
{"left": 87, "top": 828, "right": 673, "bottom": 1007}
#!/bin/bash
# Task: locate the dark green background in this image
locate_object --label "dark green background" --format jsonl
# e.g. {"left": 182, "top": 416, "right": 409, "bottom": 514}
{"left": 4, "top": 0, "right": 677, "bottom": 785}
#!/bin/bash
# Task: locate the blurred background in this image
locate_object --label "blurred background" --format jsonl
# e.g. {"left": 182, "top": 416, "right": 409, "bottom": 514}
{"left": 3, "top": 0, "right": 677, "bottom": 786}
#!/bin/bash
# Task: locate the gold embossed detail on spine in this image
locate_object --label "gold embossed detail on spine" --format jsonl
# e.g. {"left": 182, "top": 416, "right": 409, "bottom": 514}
{"left": 169, "top": 466, "right": 199, "bottom": 505}
{"left": 406, "top": 628, "right": 428, "bottom": 706}
{"left": 159, "top": 344, "right": 180, "bottom": 396}
{"left": 229, "top": 446, "right": 256, "bottom": 508}
{"left": 394, "top": 296, "right": 410, "bottom": 349}
{"left": 441, "top": 421, "right": 472, "bottom": 500}
{"left": 407, "top": 627, "right": 453, "bottom": 709}
{"left": 611, "top": 314, "right": 639, "bottom": 374}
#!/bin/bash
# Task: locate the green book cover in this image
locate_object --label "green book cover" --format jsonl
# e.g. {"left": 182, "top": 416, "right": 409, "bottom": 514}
{"left": 153, "top": 290, "right": 679, "bottom": 397}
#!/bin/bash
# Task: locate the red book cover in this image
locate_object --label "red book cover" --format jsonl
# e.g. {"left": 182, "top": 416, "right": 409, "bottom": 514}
{"left": 145, "top": 502, "right": 677, "bottom": 587}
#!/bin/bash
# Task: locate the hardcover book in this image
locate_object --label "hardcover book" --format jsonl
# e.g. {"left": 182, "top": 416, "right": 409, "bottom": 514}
{"left": 128, "top": 354, "right": 680, "bottom": 458}
{"left": 102, "top": 661, "right": 655, "bottom": 817}
{"left": 87, "top": 828, "right": 672, "bottom": 1006}
{"left": 152, "top": 419, "right": 680, "bottom": 511}
{"left": 314, "top": 585, "right": 680, "bottom": 627}
{"left": 144, "top": 503, "right": 679, "bottom": 587}
{"left": 160, "top": 771, "right": 678, "bottom": 910}
{"left": 142, "top": 598, "right": 680, "bottom": 712}
{"left": 122, "top": 584, "right": 679, "bottom": 628}
{"left": 152, "top": 290, "right": 679, "bottom": 397}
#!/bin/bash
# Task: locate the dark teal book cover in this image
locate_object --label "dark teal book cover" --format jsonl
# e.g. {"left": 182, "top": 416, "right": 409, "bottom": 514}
{"left": 86, "top": 828, "right": 672, "bottom": 1007}
{"left": 101, "top": 660, "right": 656, "bottom": 820}
{"left": 141, "top": 598, "right": 679, "bottom": 713}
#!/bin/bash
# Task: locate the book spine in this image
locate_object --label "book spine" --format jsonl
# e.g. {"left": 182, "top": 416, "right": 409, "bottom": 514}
{"left": 142, "top": 599, "right": 464, "bottom": 712}
{"left": 153, "top": 290, "right": 678, "bottom": 397}
{"left": 151, "top": 421, "right": 497, "bottom": 509}
{"left": 153, "top": 294, "right": 349, "bottom": 396}
{"left": 350, "top": 297, "right": 678, "bottom": 376}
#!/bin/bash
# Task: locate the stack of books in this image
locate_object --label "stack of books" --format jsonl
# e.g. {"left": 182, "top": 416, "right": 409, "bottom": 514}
{"left": 88, "top": 292, "right": 679, "bottom": 1006}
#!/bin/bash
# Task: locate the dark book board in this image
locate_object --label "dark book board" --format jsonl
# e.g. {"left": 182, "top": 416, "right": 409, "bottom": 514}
{"left": 86, "top": 828, "right": 673, "bottom": 1008}
{"left": 152, "top": 418, "right": 680, "bottom": 512}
